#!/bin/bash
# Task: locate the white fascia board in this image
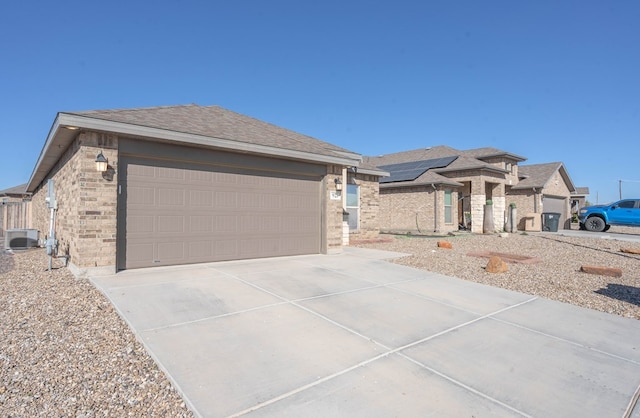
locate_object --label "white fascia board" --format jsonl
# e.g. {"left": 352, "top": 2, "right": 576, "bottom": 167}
{"left": 58, "top": 114, "right": 361, "bottom": 166}
{"left": 357, "top": 168, "right": 390, "bottom": 177}
{"left": 26, "top": 115, "right": 63, "bottom": 192}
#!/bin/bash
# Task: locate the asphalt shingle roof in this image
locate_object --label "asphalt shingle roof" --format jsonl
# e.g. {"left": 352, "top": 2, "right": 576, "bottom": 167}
{"left": 366, "top": 145, "right": 519, "bottom": 186}
{"left": 0, "top": 183, "right": 28, "bottom": 196}
{"left": 69, "top": 104, "right": 356, "bottom": 160}
{"left": 573, "top": 186, "right": 590, "bottom": 196}
{"left": 514, "top": 162, "right": 564, "bottom": 189}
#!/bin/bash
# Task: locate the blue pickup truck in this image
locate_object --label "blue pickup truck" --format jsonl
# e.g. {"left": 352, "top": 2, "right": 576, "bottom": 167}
{"left": 578, "top": 198, "right": 640, "bottom": 232}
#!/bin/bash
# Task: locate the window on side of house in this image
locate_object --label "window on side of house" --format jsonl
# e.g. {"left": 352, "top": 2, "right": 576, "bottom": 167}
{"left": 444, "top": 190, "right": 453, "bottom": 224}
{"left": 346, "top": 183, "right": 359, "bottom": 231}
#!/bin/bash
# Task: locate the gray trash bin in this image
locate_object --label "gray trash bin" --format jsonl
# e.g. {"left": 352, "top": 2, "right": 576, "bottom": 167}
{"left": 542, "top": 212, "right": 561, "bottom": 232}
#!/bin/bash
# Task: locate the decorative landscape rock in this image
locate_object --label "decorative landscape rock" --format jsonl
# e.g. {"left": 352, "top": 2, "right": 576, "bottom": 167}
{"left": 580, "top": 265, "right": 623, "bottom": 278}
{"left": 486, "top": 255, "right": 508, "bottom": 273}
{"left": 437, "top": 241, "right": 453, "bottom": 249}
{"left": 467, "top": 251, "right": 541, "bottom": 264}
{"left": 621, "top": 248, "right": 640, "bottom": 255}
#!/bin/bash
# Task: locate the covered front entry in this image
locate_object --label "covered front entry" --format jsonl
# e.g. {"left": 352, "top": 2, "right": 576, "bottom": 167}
{"left": 117, "top": 141, "right": 325, "bottom": 270}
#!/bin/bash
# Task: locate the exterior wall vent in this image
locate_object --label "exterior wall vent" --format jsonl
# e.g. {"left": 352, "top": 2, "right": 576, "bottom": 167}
{"left": 4, "top": 229, "right": 39, "bottom": 250}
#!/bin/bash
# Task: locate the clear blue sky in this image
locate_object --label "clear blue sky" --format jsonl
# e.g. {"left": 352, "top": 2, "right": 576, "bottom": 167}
{"left": 1, "top": 0, "right": 638, "bottom": 203}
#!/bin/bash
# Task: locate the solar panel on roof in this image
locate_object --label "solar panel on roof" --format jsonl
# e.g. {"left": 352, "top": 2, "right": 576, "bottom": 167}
{"left": 379, "top": 156, "right": 457, "bottom": 183}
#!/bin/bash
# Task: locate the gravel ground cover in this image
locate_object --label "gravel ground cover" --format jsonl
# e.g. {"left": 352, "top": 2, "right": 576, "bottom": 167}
{"left": 0, "top": 248, "right": 193, "bottom": 417}
{"left": 355, "top": 227, "right": 640, "bottom": 320}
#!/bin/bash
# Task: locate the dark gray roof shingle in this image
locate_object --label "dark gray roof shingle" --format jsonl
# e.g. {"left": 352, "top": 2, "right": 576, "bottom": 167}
{"left": 69, "top": 104, "right": 356, "bottom": 159}
{"left": 514, "top": 162, "right": 576, "bottom": 193}
{"left": 514, "top": 162, "right": 563, "bottom": 189}
{"left": 0, "top": 183, "right": 29, "bottom": 196}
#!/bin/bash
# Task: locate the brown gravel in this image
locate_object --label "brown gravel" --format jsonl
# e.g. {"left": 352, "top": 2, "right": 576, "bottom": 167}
{"left": 355, "top": 229, "right": 640, "bottom": 320}
{"left": 0, "top": 248, "right": 194, "bottom": 417}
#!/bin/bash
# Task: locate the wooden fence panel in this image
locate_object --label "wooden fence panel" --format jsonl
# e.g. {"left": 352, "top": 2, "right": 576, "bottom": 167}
{"left": 1, "top": 201, "right": 32, "bottom": 236}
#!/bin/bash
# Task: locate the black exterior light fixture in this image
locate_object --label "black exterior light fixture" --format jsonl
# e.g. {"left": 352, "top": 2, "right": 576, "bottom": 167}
{"left": 334, "top": 178, "right": 343, "bottom": 191}
{"left": 95, "top": 152, "right": 108, "bottom": 172}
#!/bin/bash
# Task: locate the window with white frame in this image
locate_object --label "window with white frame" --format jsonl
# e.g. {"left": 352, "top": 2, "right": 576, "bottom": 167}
{"left": 444, "top": 190, "right": 453, "bottom": 224}
{"left": 346, "top": 183, "right": 359, "bottom": 230}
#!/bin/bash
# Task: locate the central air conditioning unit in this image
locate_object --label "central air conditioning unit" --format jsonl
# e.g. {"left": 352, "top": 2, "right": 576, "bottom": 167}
{"left": 4, "top": 229, "right": 39, "bottom": 250}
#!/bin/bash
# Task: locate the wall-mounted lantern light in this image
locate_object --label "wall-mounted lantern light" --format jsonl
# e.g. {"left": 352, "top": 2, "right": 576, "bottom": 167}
{"left": 334, "top": 178, "right": 343, "bottom": 191}
{"left": 95, "top": 152, "right": 108, "bottom": 172}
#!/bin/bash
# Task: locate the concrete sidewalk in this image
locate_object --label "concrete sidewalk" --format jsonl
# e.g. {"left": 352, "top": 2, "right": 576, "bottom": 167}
{"left": 91, "top": 247, "right": 640, "bottom": 417}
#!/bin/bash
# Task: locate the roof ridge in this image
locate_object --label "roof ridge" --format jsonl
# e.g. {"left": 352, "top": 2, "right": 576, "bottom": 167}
{"left": 368, "top": 145, "right": 460, "bottom": 158}
{"left": 69, "top": 103, "right": 203, "bottom": 115}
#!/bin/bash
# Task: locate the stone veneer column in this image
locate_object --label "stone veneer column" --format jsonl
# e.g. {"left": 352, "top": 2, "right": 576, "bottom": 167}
{"left": 470, "top": 194, "right": 486, "bottom": 233}
{"left": 493, "top": 196, "right": 506, "bottom": 233}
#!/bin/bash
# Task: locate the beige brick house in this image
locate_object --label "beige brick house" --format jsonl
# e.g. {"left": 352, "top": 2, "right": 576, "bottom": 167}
{"left": 26, "top": 105, "right": 385, "bottom": 275}
{"left": 366, "top": 146, "right": 582, "bottom": 234}
{"left": 508, "top": 162, "right": 578, "bottom": 230}
{"left": 366, "top": 146, "right": 526, "bottom": 234}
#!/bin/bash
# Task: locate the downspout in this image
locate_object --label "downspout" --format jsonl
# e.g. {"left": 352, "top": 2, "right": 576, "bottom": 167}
{"left": 432, "top": 184, "right": 439, "bottom": 232}
{"left": 533, "top": 187, "right": 538, "bottom": 212}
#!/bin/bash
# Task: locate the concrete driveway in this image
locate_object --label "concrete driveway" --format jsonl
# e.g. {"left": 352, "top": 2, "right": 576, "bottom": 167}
{"left": 91, "top": 247, "right": 640, "bottom": 417}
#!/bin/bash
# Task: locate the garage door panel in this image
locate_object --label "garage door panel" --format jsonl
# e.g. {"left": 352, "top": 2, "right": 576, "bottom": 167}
{"left": 188, "top": 241, "right": 213, "bottom": 259}
{"left": 128, "top": 164, "right": 156, "bottom": 178}
{"left": 190, "top": 216, "right": 213, "bottom": 232}
{"left": 158, "top": 189, "right": 185, "bottom": 206}
{"left": 189, "top": 190, "right": 214, "bottom": 206}
{"left": 157, "top": 216, "right": 185, "bottom": 233}
{"left": 188, "top": 170, "right": 213, "bottom": 183}
{"left": 157, "top": 242, "right": 185, "bottom": 262}
{"left": 128, "top": 187, "right": 156, "bottom": 205}
{"left": 260, "top": 216, "right": 281, "bottom": 233}
{"left": 214, "top": 216, "right": 238, "bottom": 233}
{"left": 215, "top": 241, "right": 238, "bottom": 258}
{"left": 127, "top": 215, "right": 155, "bottom": 234}
{"left": 214, "top": 172, "right": 238, "bottom": 185}
{"left": 284, "top": 217, "right": 319, "bottom": 233}
{"left": 158, "top": 166, "right": 186, "bottom": 181}
{"left": 124, "top": 158, "right": 322, "bottom": 269}
{"left": 127, "top": 243, "right": 154, "bottom": 265}
{"left": 215, "top": 191, "right": 237, "bottom": 208}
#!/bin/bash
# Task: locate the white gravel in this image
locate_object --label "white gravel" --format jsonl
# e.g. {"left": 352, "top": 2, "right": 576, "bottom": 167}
{"left": 0, "top": 248, "right": 193, "bottom": 417}
{"left": 355, "top": 228, "right": 640, "bottom": 320}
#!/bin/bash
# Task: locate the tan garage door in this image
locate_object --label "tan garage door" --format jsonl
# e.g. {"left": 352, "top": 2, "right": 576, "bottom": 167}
{"left": 121, "top": 157, "right": 322, "bottom": 269}
{"left": 542, "top": 195, "right": 568, "bottom": 230}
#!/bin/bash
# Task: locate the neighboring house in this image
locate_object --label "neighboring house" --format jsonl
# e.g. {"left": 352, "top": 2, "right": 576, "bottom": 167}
{"left": 366, "top": 146, "right": 584, "bottom": 234}
{"left": 509, "top": 162, "right": 577, "bottom": 230}
{"left": 0, "top": 183, "right": 31, "bottom": 236}
{"left": 0, "top": 183, "right": 30, "bottom": 204}
{"left": 570, "top": 186, "right": 590, "bottom": 219}
{"left": 26, "top": 105, "right": 385, "bottom": 275}
{"left": 366, "top": 146, "right": 526, "bottom": 234}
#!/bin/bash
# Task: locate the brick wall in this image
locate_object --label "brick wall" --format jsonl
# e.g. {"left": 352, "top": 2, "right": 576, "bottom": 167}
{"left": 349, "top": 173, "right": 380, "bottom": 240}
{"left": 379, "top": 185, "right": 460, "bottom": 234}
{"left": 32, "top": 131, "right": 118, "bottom": 271}
{"left": 379, "top": 186, "right": 432, "bottom": 234}
{"left": 542, "top": 170, "right": 572, "bottom": 197}
{"left": 505, "top": 189, "right": 538, "bottom": 230}
{"left": 325, "top": 166, "right": 344, "bottom": 252}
